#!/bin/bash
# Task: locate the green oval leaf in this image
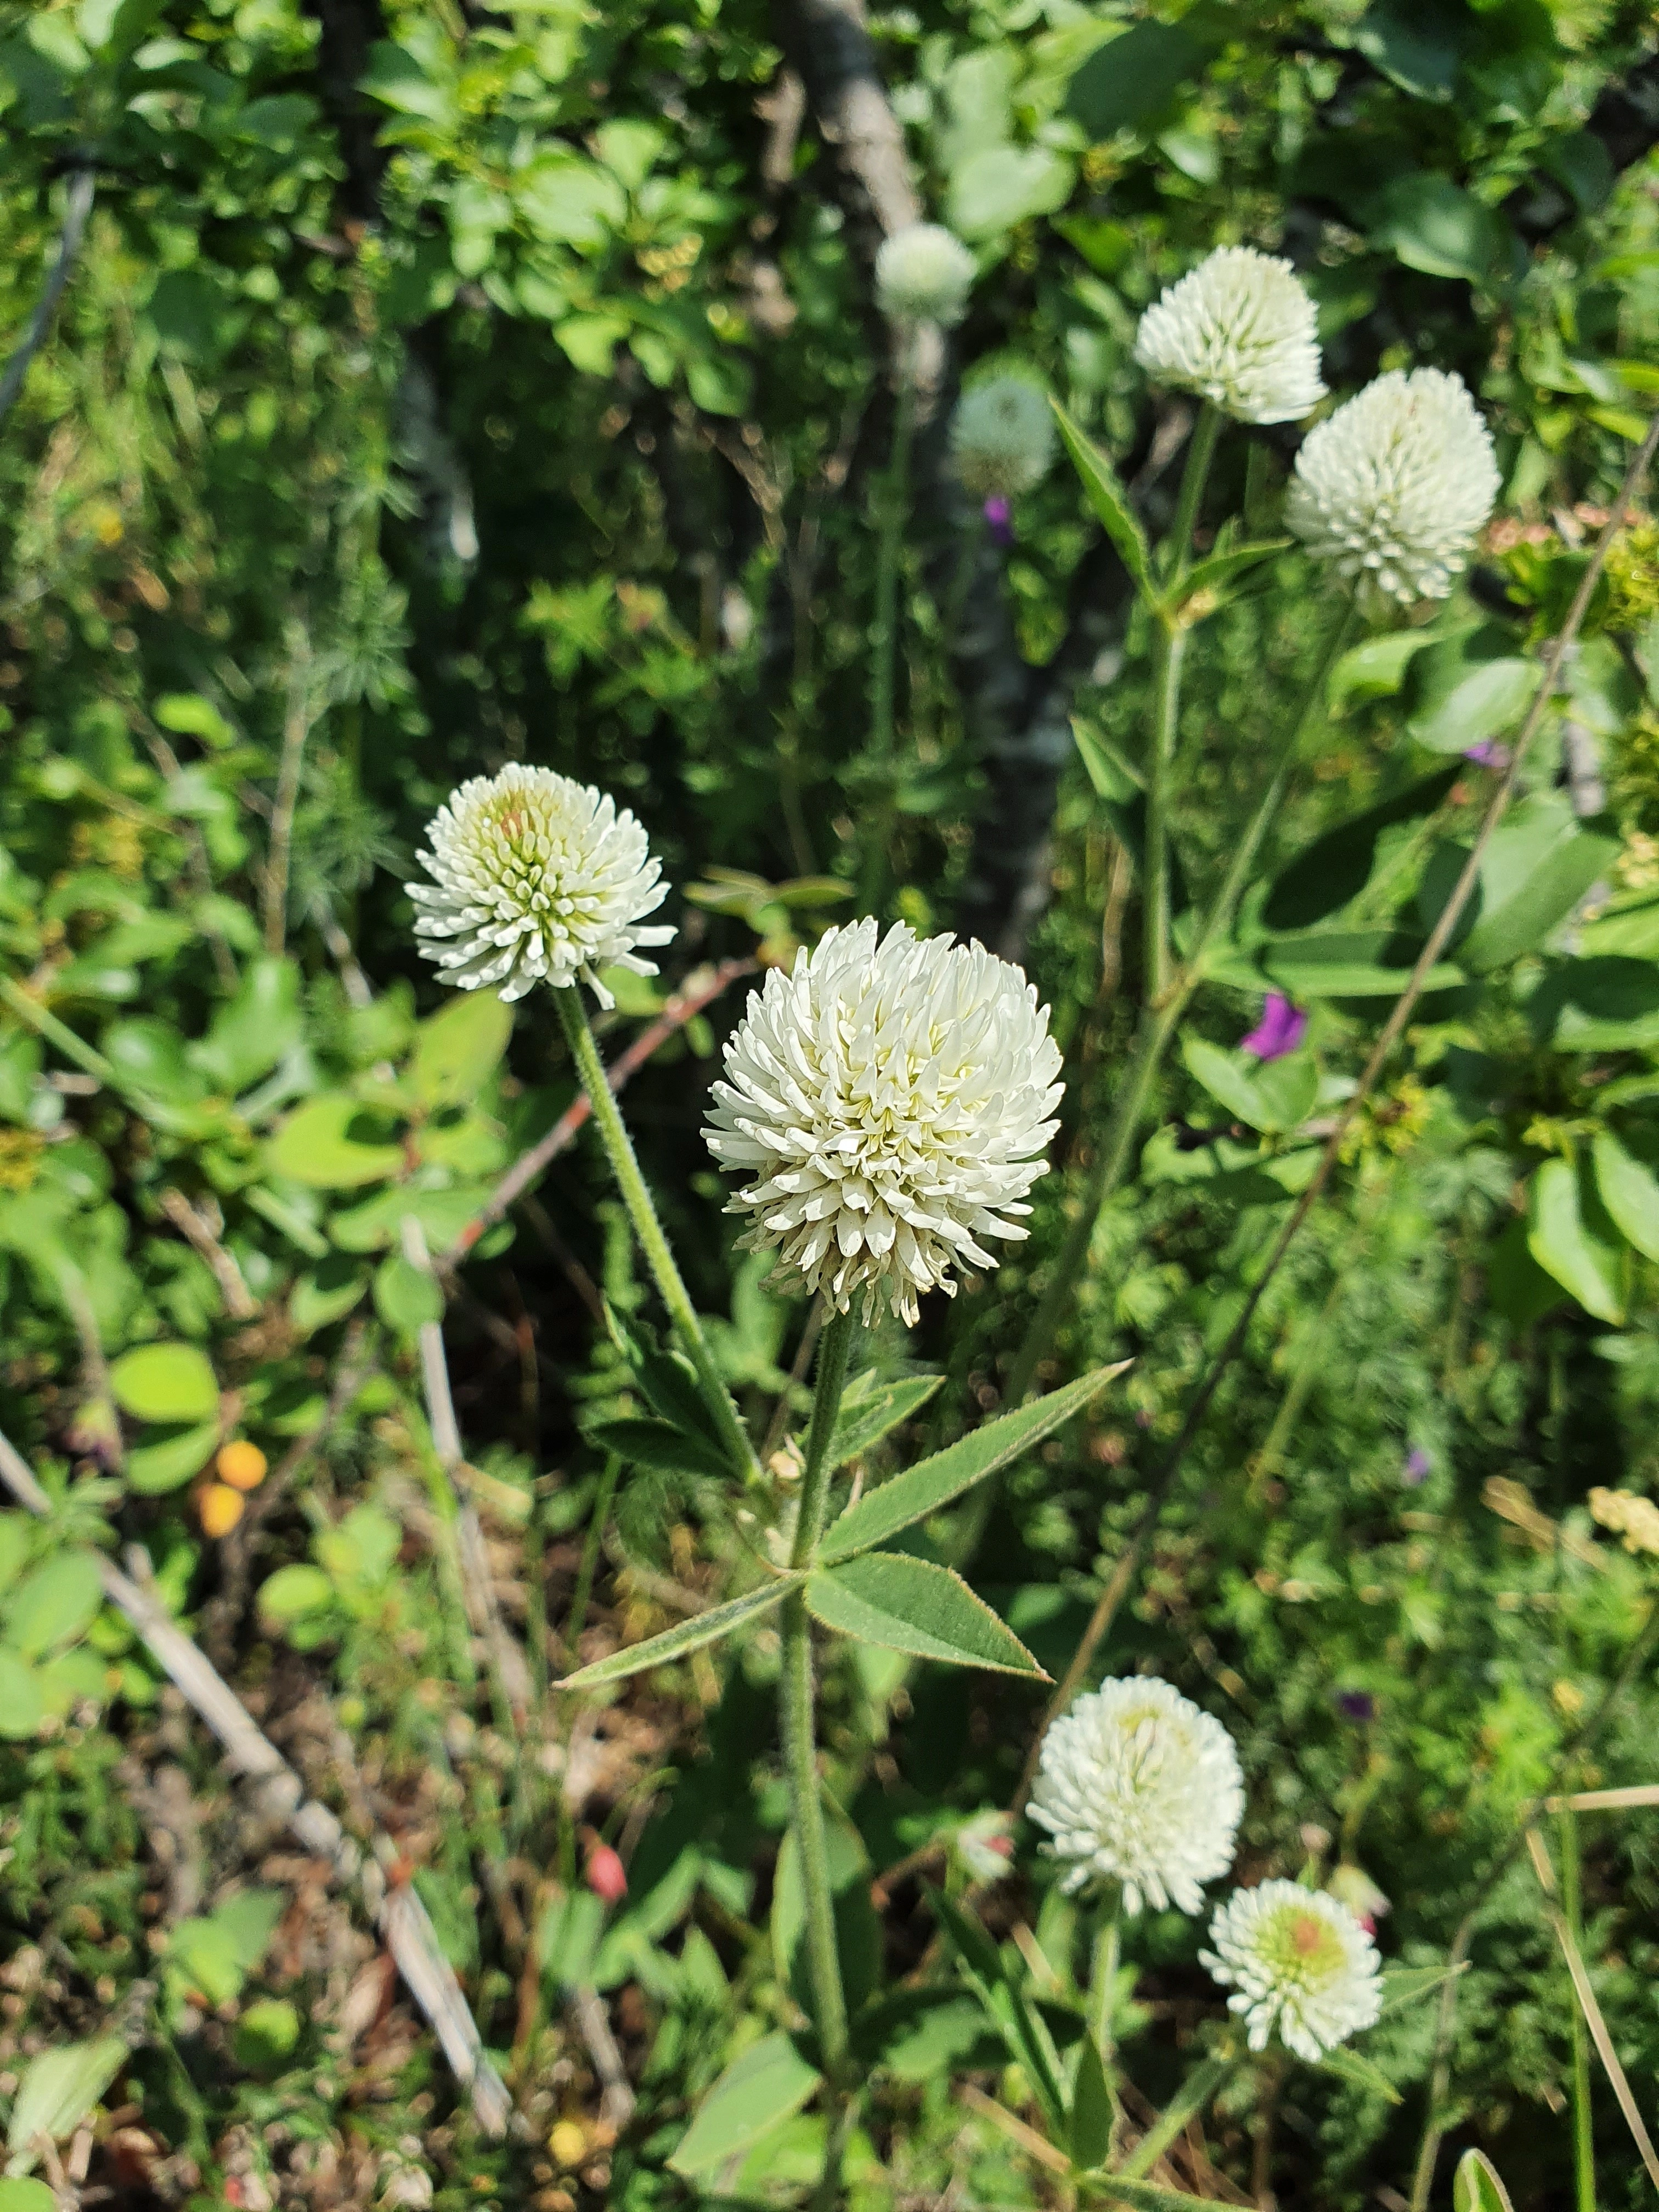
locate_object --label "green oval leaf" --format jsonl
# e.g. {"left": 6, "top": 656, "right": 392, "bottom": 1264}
{"left": 5, "top": 2038, "right": 127, "bottom": 2167}
{"left": 265, "top": 1094, "right": 406, "bottom": 1189}
{"left": 109, "top": 1341, "right": 219, "bottom": 1424}
{"left": 257, "top": 1565, "right": 336, "bottom": 1625}
{"left": 409, "top": 989, "right": 514, "bottom": 1109}
{"left": 372, "top": 1251, "right": 444, "bottom": 1338}
{"left": 820, "top": 1364, "right": 1127, "bottom": 1566}
{"left": 3, "top": 1550, "right": 103, "bottom": 1658}
{"left": 0, "top": 1650, "right": 46, "bottom": 1741}
{"left": 126, "top": 1422, "right": 222, "bottom": 1495}
{"left": 1527, "top": 1156, "right": 1626, "bottom": 1324}
{"left": 667, "top": 2031, "right": 822, "bottom": 2177}
{"left": 806, "top": 1554, "right": 1048, "bottom": 1678}
{"left": 1593, "top": 1129, "right": 1659, "bottom": 1263}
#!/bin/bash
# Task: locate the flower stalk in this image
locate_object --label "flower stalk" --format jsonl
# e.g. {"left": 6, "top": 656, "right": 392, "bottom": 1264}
{"left": 782, "top": 1307, "right": 857, "bottom": 2208}
{"left": 1005, "top": 589, "right": 1359, "bottom": 1409}
{"left": 556, "top": 986, "right": 759, "bottom": 1482}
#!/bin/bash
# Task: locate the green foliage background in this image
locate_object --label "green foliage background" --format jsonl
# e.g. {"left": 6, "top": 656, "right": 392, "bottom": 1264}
{"left": 4, "top": 0, "right": 1659, "bottom": 2205}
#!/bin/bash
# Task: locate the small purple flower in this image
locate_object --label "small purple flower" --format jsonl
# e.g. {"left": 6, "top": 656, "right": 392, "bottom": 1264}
{"left": 1336, "top": 1690, "right": 1376, "bottom": 1724}
{"left": 1403, "top": 1448, "right": 1431, "bottom": 1486}
{"left": 1240, "top": 992, "right": 1307, "bottom": 1062}
{"left": 1464, "top": 739, "right": 1510, "bottom": 769}
{"left": 983, "top": 495, "right": 1013, "bottom": 546}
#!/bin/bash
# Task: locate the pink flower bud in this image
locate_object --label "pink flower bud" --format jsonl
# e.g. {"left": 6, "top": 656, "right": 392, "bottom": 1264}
{"left": 585, "top": 1843, "right": 627, "bottom": 1906}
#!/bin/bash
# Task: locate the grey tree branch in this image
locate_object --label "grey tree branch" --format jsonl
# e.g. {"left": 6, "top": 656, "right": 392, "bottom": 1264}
{"left": 0, "top": 167, "right": 96, "bottom": 428}
{"left": 0, "top": 1425, "right": 512, "bottom": 2137}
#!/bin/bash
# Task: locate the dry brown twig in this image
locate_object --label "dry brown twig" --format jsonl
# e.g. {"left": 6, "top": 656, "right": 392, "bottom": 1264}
{"left": 0, "top": 1424, "right": 514, "bottom": 2137}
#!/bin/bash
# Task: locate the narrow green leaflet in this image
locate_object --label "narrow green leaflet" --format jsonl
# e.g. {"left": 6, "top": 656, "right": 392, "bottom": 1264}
{"left": 927, "top": 1886, "right": 1068, "bottom": 2134}
{"left": 667, "top": 2030, "right": 822, "bottom": 2176}
{"left": 1453, "top": 2149, "right": 1517, "bottom": 2212}
{"left": 1164, "top": 538, "right": 1289, "bottom": 621}
{"left": 5, "top": 2039, "right": 128, "bottom": 2174}
{"left": 1069, "top": 2037, "right": 1114, "bottom": 2170}
{"left": 1051, "top": 400, "right": 1153, "bottom": 599}
{"left": 1377, "top": 1959, "right": 1469, "bottom": 2017}
{"left": 584, "top": 1415, "right": 730, "bottom": 1483}
{"left": 1317, "top": 2042, "right": 1402, "bottom": 2104}
{"left": 1086, "top": 2180, "right": 1256, "bottom": 2212}
{"left": 557, "top": 1576, "right": 802, "bottom": 1691}
{"left": 806, "top": 1554, "right": 1048, "bottom": 1678}
{"left": 830, "top": 1372, "right": 944, "bottom": 1468}
{"left": 1593, "top": 1129, "right": 1659, "bottom": 1262}
{"left": 819, "top": 1364, "right": 1127, "bottom": 1565}
{"left": 408, "top": 989, "right": 514, "bottom": 1108}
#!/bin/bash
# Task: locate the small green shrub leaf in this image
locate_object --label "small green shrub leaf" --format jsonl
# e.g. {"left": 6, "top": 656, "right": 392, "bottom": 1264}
{"left": 819, "top": 1364, "right": 1127, "bottom": 1564}
{"left": 558, "top": 1577, "right": 803, "bottom": 1691}
{"left": 4, "top": 1550, "right": 102, "bottom": 1658}
{"left": 258, "top": 1565, "right": 336, "bottom": 1624}
{"left": 0, "top": 1651, "right": 46, "bottom": 1742}
{"left": 126, "top": 1423, "right": 222, "bottom": 1495}
{"left": 667, "top": 2030, "right": 822, "bottom": 2176}
{"left": 5, "top": 2037, "right": 127, "bottom": 2168}
{"left": 1593, "top": 1129, "right": 1659, "bottom": 1262}
{"left": 805, "top": 1554, "right": 1047, "bottom": 1677}
{"left": 110, "top": 1341, "right": 219, "bottom": 1424}
{"left": 266, "top": 1094, "right": 406, "bottom": 1188}
{"left": 1528, "top": 1156, "right": 1627, "bottom": 1324}
{"left": 409, "top": 989, "right": 514, "bottom": 1108}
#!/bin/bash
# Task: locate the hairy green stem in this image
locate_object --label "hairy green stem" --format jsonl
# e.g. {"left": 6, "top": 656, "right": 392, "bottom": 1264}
{"left": 1087, "top": 1904, "right": 1120, "bottom": 2070}
{"left": 1004, "top": 590, "right": 1359, "bottom": 1412}
{"left": 1166, "top": 401, "right": 1222, "bottom": 581}
{"left": 1560, "top": 1808, "right": 1596, "bottom": 2212}
{"left": 792, "top": 1306, "right": 855, "bottom": 1567}
{"left": 870, "top": 341, "right": 917, "bottom": 764}
{"left": 1142, "top": 618, "right": 1187, "bottom": 1007}
{"left": 556, "top": 987, "right": 759, "bottom": 1482}
{"left": 782, "top": 1309, "right": 856, "bottom": 2209}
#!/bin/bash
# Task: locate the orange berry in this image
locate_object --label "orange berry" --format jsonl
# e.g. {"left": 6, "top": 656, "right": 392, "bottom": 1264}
{"left": 199, "top": 1483, "right": 245, "bottom": 1537}
{"left": 216, "top": 1440, "right": 268, "bottom": 1492}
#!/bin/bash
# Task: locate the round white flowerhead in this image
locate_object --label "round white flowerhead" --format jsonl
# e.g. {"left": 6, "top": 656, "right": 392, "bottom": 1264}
{"left": 1134, "top": 245, "right": 1326, "bottom": 425}
{"left": 1028, "top": 1677, "right": 1244, "bottom": 1916}
{"left": 408, "top": 765, "right": 673, "bottom": 1008}
{"left": 874, "top": 223, "right": 977, "bottom": 328}
{"left": 1201, "top": 1880, "right": 1383, "bottom": 2063}
{"left": 702, "top": 919, "right": 1062, "bottom": 1325}
{"left": 1285, "top": 367, "right": 1500, "bottom": 603}
{"left": 951, "top": 375, "right": 1056, "bottom": 501}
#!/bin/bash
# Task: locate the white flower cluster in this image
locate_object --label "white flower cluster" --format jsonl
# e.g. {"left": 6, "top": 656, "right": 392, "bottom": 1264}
{"left": 703, "top": 919, "right": 1062, "bottom": 1325}
{"left": 408, "top": 765, "right": 673, "bottom": 1007}
{"left": 1134, "top": 245, "right": 1325, "bottom": 425}
{"left": 1029, "top": 1678, "right": 1244, "bottom": 1915}
{"left": 951, "top": 375, "right": 1056, "bottom": 501}
{"left": 1202, "top": 1880, "right": 1383, "bottom": 2061}
{"left": 874, "top": 223, "right": 977, "bottom": 328}
{"left": 1285, "top": 366, "right": 1499, "bottom": 603}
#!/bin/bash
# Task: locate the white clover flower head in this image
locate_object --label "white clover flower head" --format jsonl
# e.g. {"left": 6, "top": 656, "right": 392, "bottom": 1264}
{"left": 874, "top": 223, "right": 977, "bottom": 328}
{"left": 950, "top": 375, "right": 1056, "bottom": 501}
{"left": 1285, "top": 367, "right": 1500, "bottom": 603}
{"left": 1028, "top": 1677, "right": 1244, "bottom": 1915}
{"left": 407, "top": 765, "right": 673, "bottom": 1008}
{"left": 1133, "top": 245, "right": 1326, "bottom": 425}
{"left": 702, "top": 919, "right": 1062, "bottom": 1325}
{"left": 1201, "top": 1880, "right": 1383, "bottom": 2063}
